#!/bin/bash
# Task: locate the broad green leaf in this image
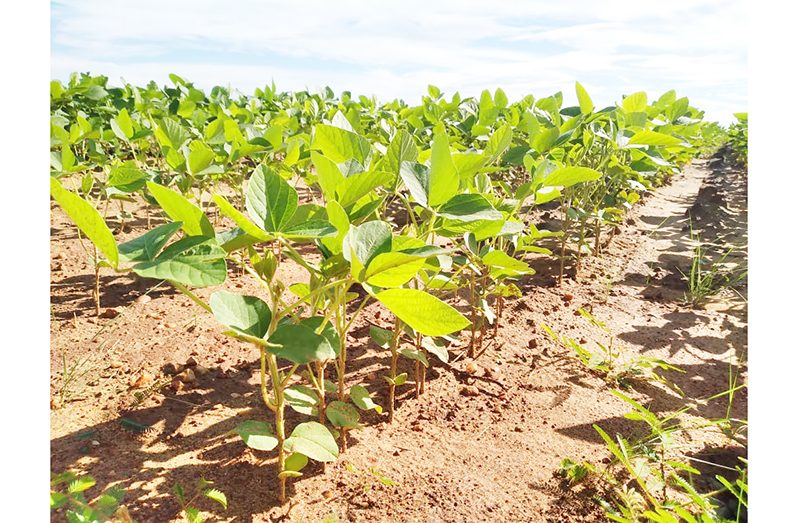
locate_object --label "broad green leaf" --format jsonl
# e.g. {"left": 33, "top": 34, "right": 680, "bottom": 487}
{"left": 210, "top": 291, "right": 271, "bottom": 338}
{"left": 268, "top": 323, "right": 336, "bottom": 364}
{"left": 285, "top": 452, "right": 309, "bottom": 473}
{"left": 428, "top": 130, "right": 459, "bottom": 207}
{"left": 494, "top": 87, "right": 509, "bottom": 109}
{"left": 285, "top": 385, "right": 320, "bottom": 416}
{"left": 108, "top": 162, "right": 147, "bottom": 192}
{"left": 422, "top": 337, "right": 449, "bottom": 363}
{"left": 147, "top": 181, "right": 214, "bottom": 237}
{"left": 234, "top": 420, "right": 278, "bottom": 451}
{"left": 482, "top": 249, "right": 534, "bottom": 278}
{"left": 622, "top": 91, "right": 648, "bottom": 113}
{"left": 320, "top": 200, "right": 349, "bottom": 255}
{"left": 154, "top": 117, "right": 189, "bottom": 150}
{"left": 484, "top": 124, "right": 513, "bottom": 163}
{"left": 628, "top": 130, "right": 684, "bottom": 147}
{"left": 50, "top": 177, "right": 118, "bottom": 268}
{"left": 187, "top": 140, "right": 215, "bottom": 175}
{"left": 382, "top": 129, "right": 418, "bottom": 177}
{"left": 312, "top": 123, "right": 370, "bottom": 165}
{"left": 300, "top": 316, "right": 342, "bottom": 356}
{"left": 246, "top": 165, "right": 297, "bottom": 232}
{"left": 575, "top": 82, "right": 594, "bottom": 114}
{"left": 438, "top": 194, "right": 502, "bottom": 222}
{"left": 543, "top": 167, "right": 601, "bottom": 188}
{"left": 399, "top": 161, "right": 430, "bottom": 207}
{"left": 350, "top": 385, "right": 383, "bottom": 414}
{"left": 118, "top": 221, "right": 182, "bottom": 262}
{"left": 364, "top": 252, "right": 426, "bottom": 287}
{"left": 283, "top": 220, "right": 337, "bottom": 239}
{"left": 326, "top": 401, "right": 360, "bottom": 428}
{"left": 375, "top": 288, "right": 470, "bottom": 336}
{"left": 132, "top": 255, "right": 226, "bottom": 287}
{"left": 111, "top": 108, "right": 134, "bottom": 141}
{"left": 311, "top": 152, "right": 344, "bottom": 201}
{"left": 398, "top": 347, "right": 429, "bottom": 367}
{"left": 369, "top": 325, "right": 394, "bottom": 349}
{"left": 342, "top": 220, "right": 392, "bottom": 277}
{"left": 212, "top": 194, "right": 271, "bottom": 240}
{"left": 284, "top": 421, "right": 339, "bottom": 462}
{"left": 336, "top": 170, "right": 392, "bottom": 209}
{"left": 531, "top": 127, "right": 560, "bottom": 154}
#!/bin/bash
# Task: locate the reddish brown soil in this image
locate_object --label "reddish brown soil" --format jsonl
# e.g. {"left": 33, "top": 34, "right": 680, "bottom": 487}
{"left": 50, "top": 155, "right": 747, "bottom": 522}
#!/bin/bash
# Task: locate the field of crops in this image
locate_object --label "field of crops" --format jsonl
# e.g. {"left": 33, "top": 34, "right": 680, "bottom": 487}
{"left": 50, "top": 73, "right": 748, "bottom": 522}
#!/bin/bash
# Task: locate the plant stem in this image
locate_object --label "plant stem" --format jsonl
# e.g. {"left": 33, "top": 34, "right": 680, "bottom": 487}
{"left": 93, "top": 245, "right": 101, "bottom": 316}
{"left": 388, "top": 316, "right": 402, "bottom": 423}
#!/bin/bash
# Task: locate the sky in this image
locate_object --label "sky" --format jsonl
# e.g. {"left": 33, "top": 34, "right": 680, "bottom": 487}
{"left": 51, "top": 0, "right": 747, "bottom": 123}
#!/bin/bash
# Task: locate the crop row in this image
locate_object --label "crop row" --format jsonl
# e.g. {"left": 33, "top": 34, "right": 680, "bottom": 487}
{"left": 50, "top": 73, "right": 725, "bottom": 510}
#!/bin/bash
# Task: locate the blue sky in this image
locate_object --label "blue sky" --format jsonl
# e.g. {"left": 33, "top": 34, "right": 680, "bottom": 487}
{"left": 51, "top": 0, "right": 747, "bottom": 124}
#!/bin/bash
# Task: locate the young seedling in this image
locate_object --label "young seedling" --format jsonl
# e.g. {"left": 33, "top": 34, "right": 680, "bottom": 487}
{"left": 173, "top": 479, "right": 227, "bottom": 523}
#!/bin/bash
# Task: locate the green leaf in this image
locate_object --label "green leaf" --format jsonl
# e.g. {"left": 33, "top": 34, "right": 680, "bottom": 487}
{"left": 369, "top": 325, "right": 394, "bottom": 349}
{"left": 211, "top": 194, "right": 271, "bottom": 241}
{"left": 203, "top": 488, "right": 227, "bottom": 510}
{"left": 375, "top": 288, "right": 470, "bottom": 336}
{"left": 382, "top": 129, "right": 418, "bottom": 177}
{"left": 543, "top": 166, "right": 601, "bottom": 188}
{"left": 284, "top": 421, "right": 339, "bottom": 462}
{"left": 119, "top": 221, "right": 182, "bottom": 262}
{"left": 484, "top": 124, "right": 513, "bottom": 164}
{"left": 399, "top": 161, "right": 431, "bottom": 207}
{"left": 350, "top": 385, "right": 383, "bottom": 414}
{"left": 575, "top": 82, "right": 594, "bottom": 114}
{"left": 428, "top": 130, "right": 459, "bottom": 207}
{"left": 187, "top": 140, "right": 215, "bottom": 175}
{"left": 482, "top": 250, "right": 534, "bottom": 278}
{"left": 364, "top": 252, "right": 426, "bottom": 288}
{"left": 108, "top": 162, "right": 147, "bottom": 192}
{"left": 300, "top": 316, "right": 342, "bottom": 356}
{"left": 132, "top": 255, "right": 227, "bottom": 287}
{"left": 147, "top": 181, "right": 214, "bottom": 237}
{"left": 494, "top": 87, "right": 509, "bottom": 109}
{"left": 342, "top": 220, "right": 393, "bottom": 277}
{"left": 325, "top": 400, "right": 360, "bottom": 428}
{"left": 284, "top": 452, "right": 309, "bottom": 473}
{"left": 154, "top": 117, "right": 189, "bottom": 149}
{"left": 311, "top": 152, "right": 345, "bottom": 201}
{"left": 312, "top": 122, "right": 370, "bottom": 165}
{"left": 285, "top": 385, "right": 320, "bottom": 416}
{"left": 210, "top": 291, "right": 271, "bottom": 338}
{"left": 68, "top": 476, "right": 96, "bottom": 494}
{"left": 399, "top": 347, "right": 429, "bottom": 367}
{"left": 268, "top": 323, "right": 336, "bottom": 364}
{"left": 283, "top": 220, "right": 337, "bottom": 239}
{"left": 422, "top": 337, "right": 449, "bottom": 363}
{"left": 438, "top": 194, "right": 502, "bottom": 222}
{"left": 184, "top": 506, "right": 202, "bottom": 523}
{"left": 628, "top": 130, "right": 684, "bottom": 147}
{"left": 622, "top": 91, "right": 648, "bottom": 113}
{"left": 50, "top": 177, "right": 118, "bottom": 268}
{"left": 246, "top": 165, "right": 298, "bottom": 232}
{"left": 111, "top": 108, "right": 134, "bottom": 141}
{"left": 234, "top": 420, "right": 278, "bottom": 451}
{"left": 531, "top": 126, "right": 560, "bottom": 154}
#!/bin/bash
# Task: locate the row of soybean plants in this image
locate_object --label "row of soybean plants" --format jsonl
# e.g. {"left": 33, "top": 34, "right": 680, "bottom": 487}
{"left": 51, "top": 74, "right": 719, "bottom": 503}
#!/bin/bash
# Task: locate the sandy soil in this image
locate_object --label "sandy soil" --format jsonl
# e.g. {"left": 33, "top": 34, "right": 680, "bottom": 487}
{"left": 50, "top": 153, "right": 747, "bottom": 522}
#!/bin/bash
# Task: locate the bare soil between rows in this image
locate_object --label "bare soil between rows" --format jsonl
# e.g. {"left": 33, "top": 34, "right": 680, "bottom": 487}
{"left": 50, "top": 154, "right": 747, "bottom": 522}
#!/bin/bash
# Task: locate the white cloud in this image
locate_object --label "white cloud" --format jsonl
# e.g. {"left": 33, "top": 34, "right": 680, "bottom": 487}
{"left": 51, "top": 0, "right": 747, "bottom": 123}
